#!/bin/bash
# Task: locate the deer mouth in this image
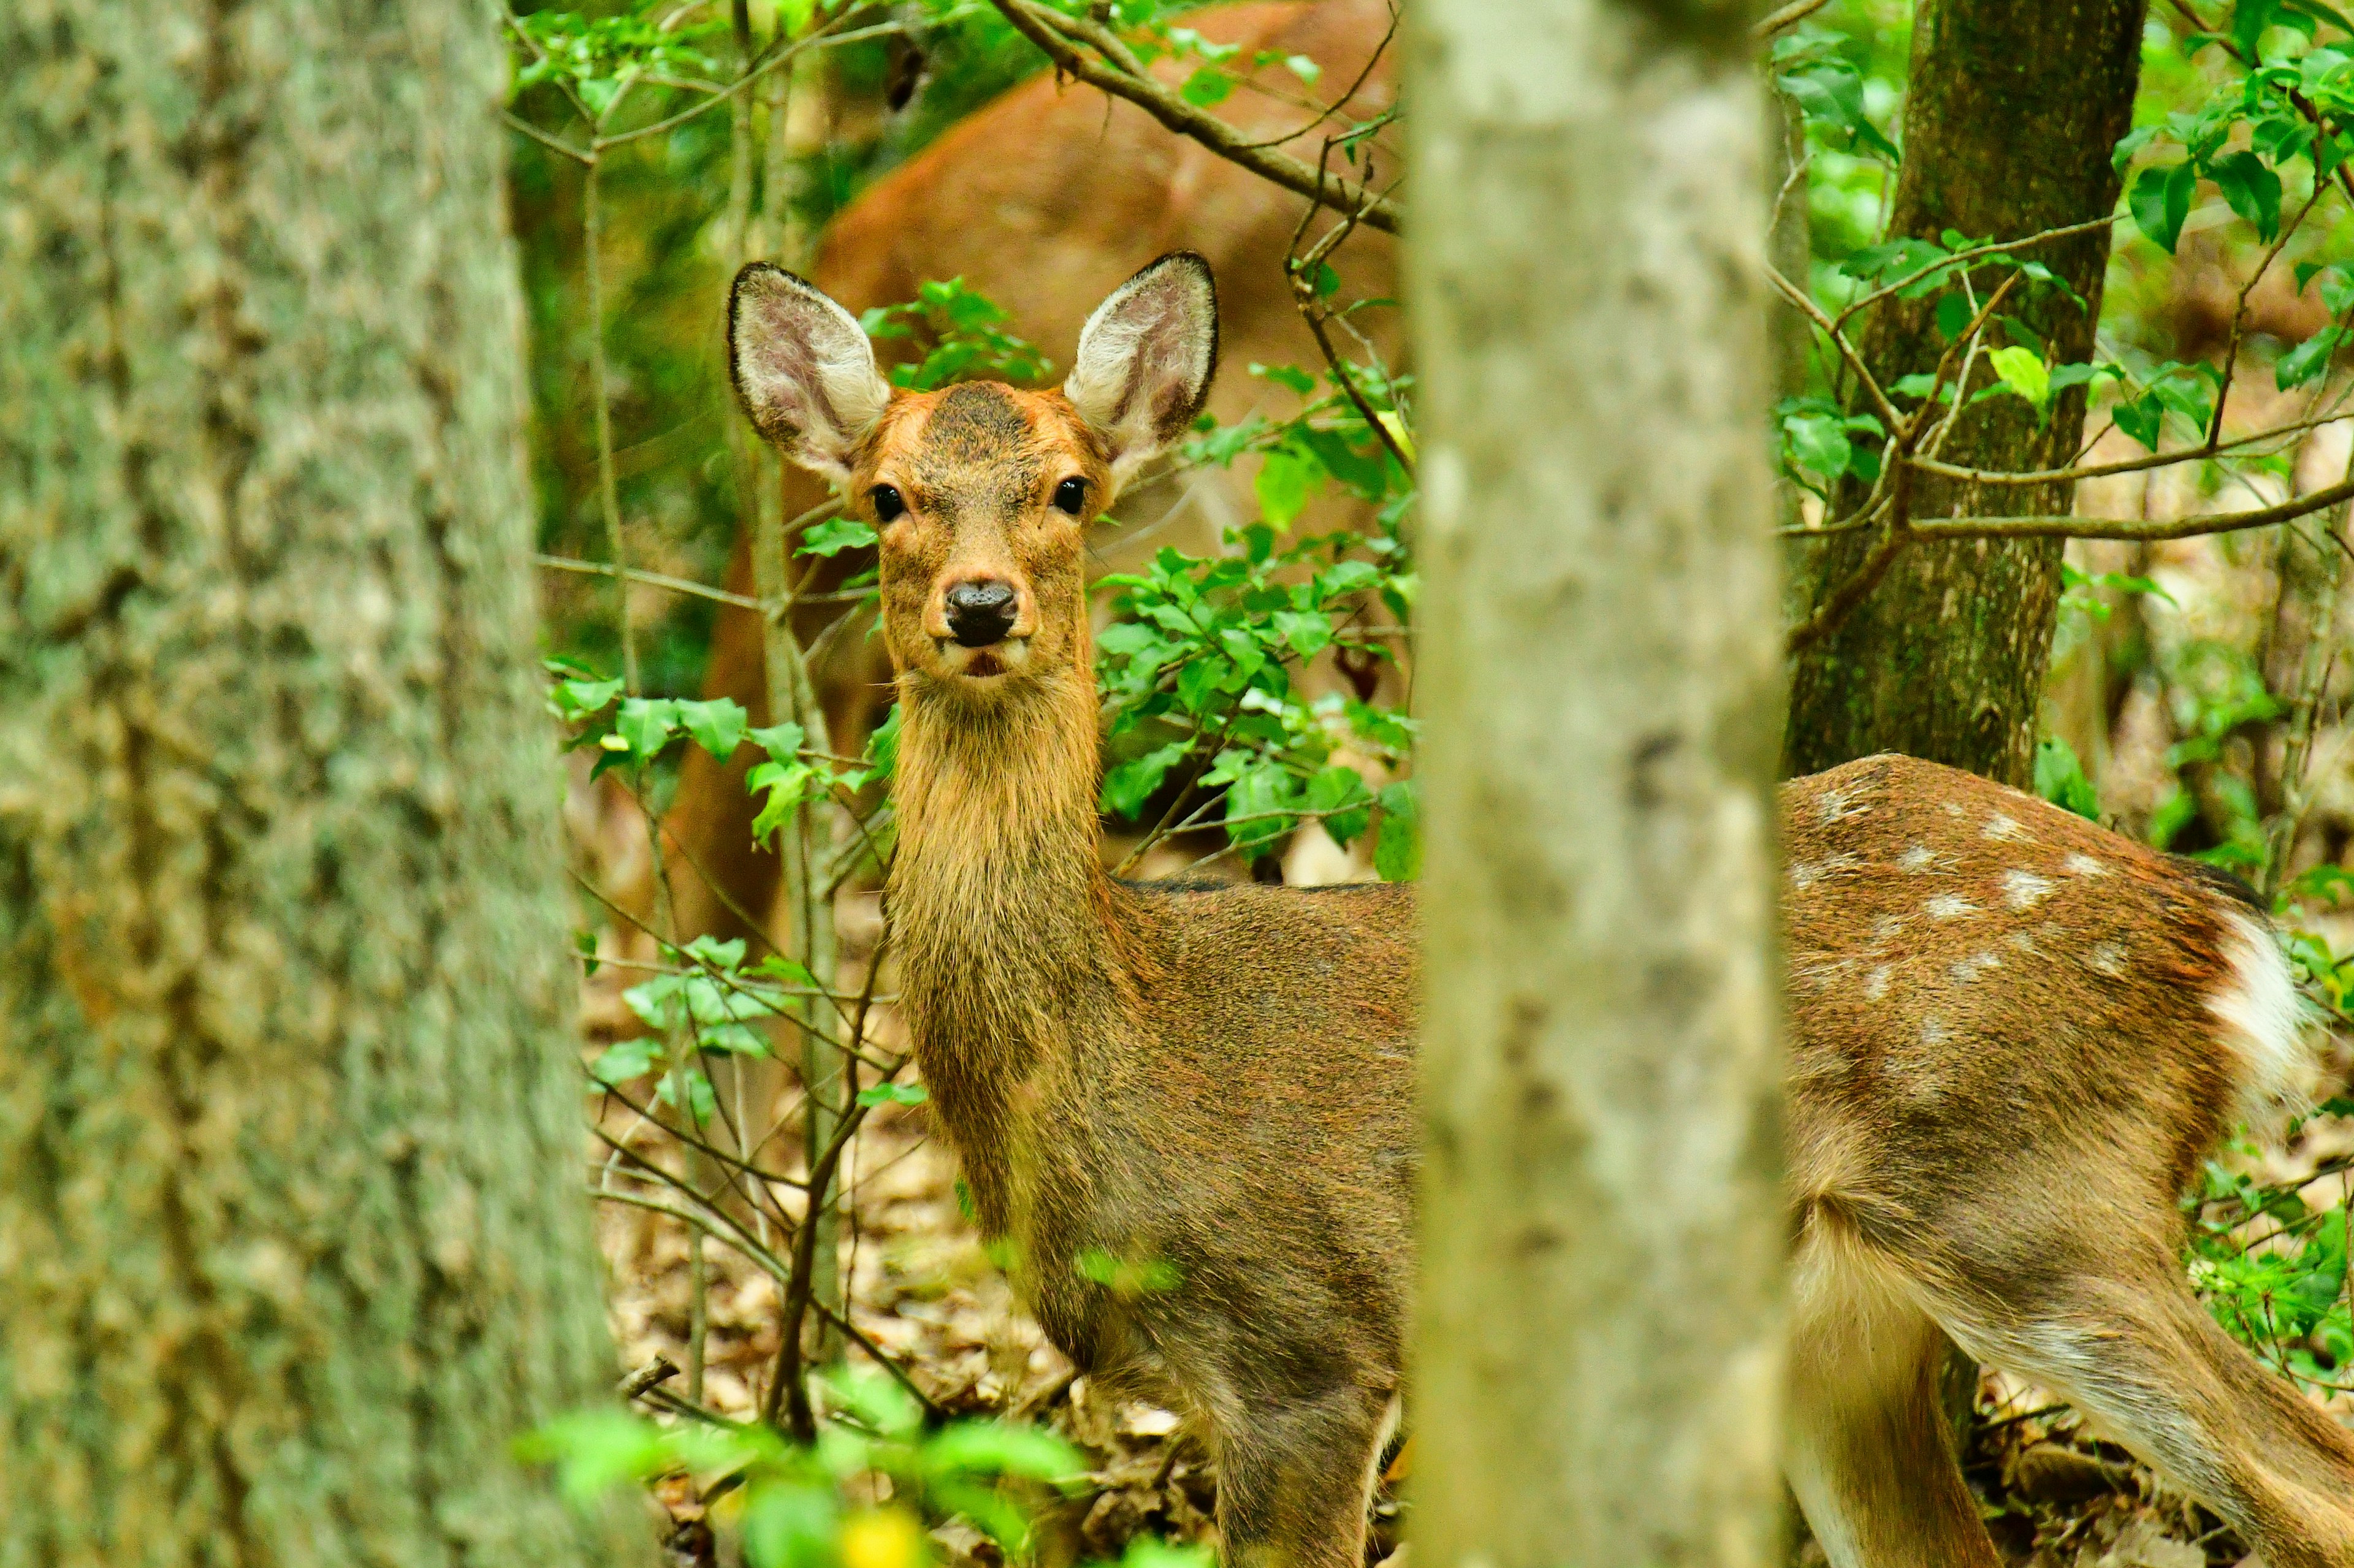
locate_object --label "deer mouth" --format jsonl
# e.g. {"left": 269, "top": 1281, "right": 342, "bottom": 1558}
{"left": 935, "top": 636, "right": 1030, "bottom": 679}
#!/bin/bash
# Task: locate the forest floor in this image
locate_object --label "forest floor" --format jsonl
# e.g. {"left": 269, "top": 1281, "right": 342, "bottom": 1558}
{"left": 585, "top": 1013, "right": 2352, "bottom": 1568}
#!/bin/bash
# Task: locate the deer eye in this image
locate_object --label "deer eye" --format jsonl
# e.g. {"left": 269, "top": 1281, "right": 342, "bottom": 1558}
{"left": 1052, "top": 477, "right": 1089, "bottom": 516}
{"left": 870, "top": 484, "right": 906, "bottom": 522}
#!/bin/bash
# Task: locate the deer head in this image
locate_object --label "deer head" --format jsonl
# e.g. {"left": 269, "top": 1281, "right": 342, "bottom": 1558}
{"left": 728, "top": 253, "right": 1219, "bottom": 694}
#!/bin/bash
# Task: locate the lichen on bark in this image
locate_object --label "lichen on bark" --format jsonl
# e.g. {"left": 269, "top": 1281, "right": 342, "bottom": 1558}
{"left": 0, "top": 4, "right": 646, "bottom": 1562}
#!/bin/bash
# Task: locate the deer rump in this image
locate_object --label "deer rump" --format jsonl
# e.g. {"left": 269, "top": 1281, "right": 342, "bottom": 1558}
{"left": 657, "top": 0, "right": 1400, "bottom": 957}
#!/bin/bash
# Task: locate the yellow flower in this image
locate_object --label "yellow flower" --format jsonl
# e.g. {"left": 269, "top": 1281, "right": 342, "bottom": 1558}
{"left": 839, "top": 1507, "right": 928, "bottom": 1568}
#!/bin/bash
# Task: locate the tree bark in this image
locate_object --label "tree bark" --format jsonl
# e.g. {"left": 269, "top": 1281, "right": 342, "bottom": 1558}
{"left": 1783, "top": 0, "right": 2146, "bottom": 787}
{"left": 0, "top": 5, "right": 646, "bottom": 1564}
{"left": 1406, "top": 4, "right": 1786, "bottom": 1561}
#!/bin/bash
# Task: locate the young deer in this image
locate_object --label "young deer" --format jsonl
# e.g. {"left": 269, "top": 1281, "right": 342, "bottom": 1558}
{"left": 729, "top": 253, "right": 2354, "bottom": 1567}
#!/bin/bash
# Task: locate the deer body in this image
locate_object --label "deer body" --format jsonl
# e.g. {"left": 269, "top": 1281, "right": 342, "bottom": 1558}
{"left": 892, "top": 666, "right": 1415, "bottom": 1512}
{"left": 729, "top": 254, "right": 2354, "bottom": 1567}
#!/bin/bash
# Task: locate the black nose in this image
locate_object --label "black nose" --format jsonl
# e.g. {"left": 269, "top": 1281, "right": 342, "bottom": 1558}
{"left": 944, "top": 579, "right": 1019, "bottom": 648}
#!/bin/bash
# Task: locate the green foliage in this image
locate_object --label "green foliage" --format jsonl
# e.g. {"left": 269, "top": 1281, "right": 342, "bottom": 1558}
{"left": 519, "top": 1368, "right": 1138, "bottom": 1568}
{"left": 1772, "top": 26, "right": 1900, "bottom": 162}
{"left": 2033, "top": 736, "right": 2103, "bottom": 821}
{"left": 512, "top": 9, "right": 730, "bottom": 118}
{"left": 1089, "top": 356, "right": 1416, "bottom": 872}
{"left": 859, "top": 278, "right": 1054, "bottom": 391}
{"left": 2186, "top": 1143, "right": 2354, "bottom": 1398}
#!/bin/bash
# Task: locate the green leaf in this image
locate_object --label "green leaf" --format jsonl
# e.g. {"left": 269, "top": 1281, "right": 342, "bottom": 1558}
{"left": 739, "top": 1483, "right": 840, "bottom": 1568}
{"left": 614, "top": 697, "right": 680, "bottom": 761}
{"left": 1179, "top": 66, "right": 1232, "bottom": 105}
{"left": 1284, "top": 52, "right": 1322, "bottom": 83}
{"left": 1306, "top": 765, "right": 1373, "bottom": 847}
{"left": 1255, "top": 445, "right": 1322, "bottom": 530}
{"left": 921, "top": 1420, "right": 1088, "bottom": 1482}
{"left": 1271, "top": 609, "right": 1334, "bottom": 658}
{"left": 748, "top": 721, "right": 806, "bottom": 766}
{"left": 1784, "top": 411, "right": 1855, "bottom": 478}
{"left": 1102, "top": 740, "right": 1188, "bottom": 820}
{"left": 513, "top": 1410, "right": 668, "bottom": 1506}
{"left": 798, "top": 517, "right": 878, "bottom": 557}
{"left": 2115, "top": 392, "right": 2165, "bottom": 451}
{"left": 2277, "top": 324, "right": 2344, "bottom": 389}
{"left": 1986, "top": 346, "right": 2051, "bottom": 409}
{"left": 856, "top": 1081, "right": 930, "bottom": 1107}
{"left": 1374, "top": 780, "right": 1420, "bottom": 881}
{"left": 2129, "top": 162, "right": 2196, "bottom": 254}
{"left": 2210, "top": 150, "right": 2284, "bottom": 240}
{"left": 590, "top": 1038, "right": 661, "bottom": 1086}
{"left": 2033, "top": 736, "right": 2101, "bottom": 821}
{"left": 679, "top": 697, "right": 750, "bottom": 759}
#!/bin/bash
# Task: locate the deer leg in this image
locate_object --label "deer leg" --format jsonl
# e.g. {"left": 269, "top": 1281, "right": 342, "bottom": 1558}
{"left": 1939, "top": 1269, "right": 2354, "bottom": 1568}
{"left": 1210, "top": 1385, "right": 1392, "bottom": 1568}
{"left": 1785, "top": 1224, "right": 2003, "bottom": 1568}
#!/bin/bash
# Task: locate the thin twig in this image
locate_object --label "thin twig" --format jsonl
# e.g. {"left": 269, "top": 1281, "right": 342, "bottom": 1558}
{"left": 535, "top": 552, "right": 766, "bottom": 611}
{"left": 1753, "top": 0, "right": 1832, "bottom": 36}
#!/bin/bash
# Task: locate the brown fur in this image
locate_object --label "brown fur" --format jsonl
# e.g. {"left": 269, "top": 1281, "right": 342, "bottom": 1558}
{"left": 1784, "top": 758, "right": 2354, "bottom": 1568}
{"left": 737, "top": 264, "right": 2354, "bottom": 1561}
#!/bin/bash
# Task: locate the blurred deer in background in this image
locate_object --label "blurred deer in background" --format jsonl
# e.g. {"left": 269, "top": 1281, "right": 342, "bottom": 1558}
{"left": 642, "top": 0, "right": 1401, "bottom": 969}
{"left": 730, "top": 251, "right": 2354, "bottom": 1568}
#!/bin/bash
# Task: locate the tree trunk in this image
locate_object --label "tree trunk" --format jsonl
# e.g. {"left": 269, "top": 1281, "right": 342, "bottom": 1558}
{"left": 1783, "top": 0, "right": 2146, "bottom": 787}
{"left": 1406, "top": 4, "right": 1785, "bottom": 1561}
{"left": 0, "top": 6, "right": 646, "bottom": 1564}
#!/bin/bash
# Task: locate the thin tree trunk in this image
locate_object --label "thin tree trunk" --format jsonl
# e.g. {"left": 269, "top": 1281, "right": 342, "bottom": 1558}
{"left": 1784, "top": 0, "right": 2146, "bottom": 786}
{"left": 1406, "top": 4, "right": 1785, "bottom": 1561}
{"left": 0, "top": 5, "right": 646, "bottom": 1562}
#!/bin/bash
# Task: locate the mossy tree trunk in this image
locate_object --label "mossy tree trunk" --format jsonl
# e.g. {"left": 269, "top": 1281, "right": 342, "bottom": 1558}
{"left": 0, "top": 5, "right": 646, "bottom": 1564}
{"left": 1783, "top": 0, "right": 2146, "bottom": 787}
{"left": 1407, "top": 2, "right": 1786, "bottom": 1560}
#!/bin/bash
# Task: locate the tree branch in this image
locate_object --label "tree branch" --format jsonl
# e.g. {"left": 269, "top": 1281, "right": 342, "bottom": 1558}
{"left": 986, "top": 0, "right": 1400, "bottom": 234}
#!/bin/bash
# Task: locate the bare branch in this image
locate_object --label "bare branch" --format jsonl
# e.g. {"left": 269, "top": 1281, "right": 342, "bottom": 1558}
{"left": 1754, "top": 0, "right": 1832, "bottom": 36}
{"left": 986, "top": 0, "right": 1400, "bottom": 234}
{"left": 1908, "top": 473, "right": 2354, "bottom": 542}
{"left": 535, "top": 552, "right": 764, "bottom": 611}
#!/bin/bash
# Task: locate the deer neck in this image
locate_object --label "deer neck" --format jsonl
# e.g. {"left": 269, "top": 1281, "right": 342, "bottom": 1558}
{"left": 887, "top": 663, "right": 1124, "bottom": 1224}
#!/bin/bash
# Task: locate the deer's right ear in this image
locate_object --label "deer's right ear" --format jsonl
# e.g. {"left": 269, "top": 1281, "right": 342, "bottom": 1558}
{"left": 728, "top": 263, "right": 891, "bottom": 489}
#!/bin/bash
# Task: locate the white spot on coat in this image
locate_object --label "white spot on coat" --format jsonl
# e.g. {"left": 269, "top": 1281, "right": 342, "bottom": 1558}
{"left": 1924, "top": 894, "right": 1978, "bottom": 920}
{"left": 1983, "top": 813, "right": 2030, "bottom": 842}
{"left": 2085, "top": 942, "right": 2128, "bottom": 978}
{"left": 1948, "top": 952, "right": 2002, "bottom": 984}
{"left": 2063, "top": 853, "right": 2109, "bottom": 878}
{"left": 1898, "top": 845, "right": 1937, "bottom": 873}
{"left": 1863, "top": 965, "right": 1892, "bottom": 1002}
{"left": 2002, "top": 870, "right": 2056, "bottom": 911}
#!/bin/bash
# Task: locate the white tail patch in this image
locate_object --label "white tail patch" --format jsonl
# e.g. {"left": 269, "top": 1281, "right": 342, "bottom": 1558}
{"left": 2206, "top": 910, "right": 2318, "bottom": 1130}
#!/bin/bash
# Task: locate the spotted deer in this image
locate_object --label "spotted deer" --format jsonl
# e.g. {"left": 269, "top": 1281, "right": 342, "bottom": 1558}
{"left": 728, "top": 252, "right": 2354, "bottom": 1566}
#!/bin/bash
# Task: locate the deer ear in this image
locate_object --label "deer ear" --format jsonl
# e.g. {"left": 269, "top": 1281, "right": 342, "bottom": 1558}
{"left": 1063, "top": 252, "right": 1219, "bottom": 489}
{"left": 728, "top": 262, "right": 891, "bottom": 489}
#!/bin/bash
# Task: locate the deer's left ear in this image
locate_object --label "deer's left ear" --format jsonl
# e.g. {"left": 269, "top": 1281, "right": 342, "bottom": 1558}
{"left": 729, "top": 262, "right": 891, "bottom": 490}
{"left": 1063, "top": 252, "right": 1219, "bottom": 490}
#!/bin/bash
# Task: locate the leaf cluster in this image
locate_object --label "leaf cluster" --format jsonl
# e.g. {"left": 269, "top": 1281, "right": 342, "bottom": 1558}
{"left": 519, "top": 1368, "right": 1200, "bottom": 1568}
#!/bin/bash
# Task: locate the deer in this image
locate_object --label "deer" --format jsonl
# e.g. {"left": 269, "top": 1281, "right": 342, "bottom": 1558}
{"left": 728, "top": 250, "right": 2354, "bottom": 1567}
{"left": 641, "top": 0, "right": 1401, "bottom": 975}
